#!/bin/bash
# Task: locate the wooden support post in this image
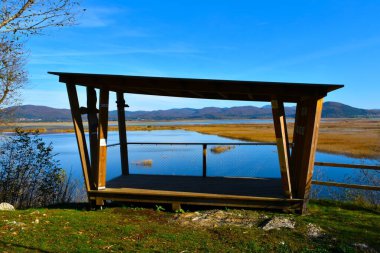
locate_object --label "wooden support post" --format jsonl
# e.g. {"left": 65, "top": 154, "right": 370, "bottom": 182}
{"left": 116, "top": 92, "right": 129, "bottom": 175}
{"left": 172, "top": 202, "right": 182, "bottom": 212}
{"left": 96, "top": 89, "right": 109, "bottom": 190}
{"left": 66, "top": 84, "right": 92, "bottom": 192}
{"left": 96, "top": 198, "right": 104, "bottom": 207}
{"left": 202, "top": 144, "right": 207, "bottom": 177}
{"left": 86, "top": 87, "right": 98, "bottom": 179}
{"left": 289, "top": 102, "right": 303, "bottom": 192}
{"left": 291, "top": 97, "right": 324, "bottom": 213}
{"left": 271, "top": 99, "right": 292, "bottom": 198}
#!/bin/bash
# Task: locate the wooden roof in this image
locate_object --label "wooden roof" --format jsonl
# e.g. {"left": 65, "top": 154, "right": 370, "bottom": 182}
{"left": 49, "top": 72, "right": 343, "bottom": 102}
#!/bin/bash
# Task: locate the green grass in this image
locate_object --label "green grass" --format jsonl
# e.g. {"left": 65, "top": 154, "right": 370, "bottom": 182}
{"left": 0, "top": 200, "right": 378, "bottom": 252}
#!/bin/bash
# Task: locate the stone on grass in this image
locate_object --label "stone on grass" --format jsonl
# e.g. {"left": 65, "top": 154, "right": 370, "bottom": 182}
{"left": 0, "top": 203, "right": 15, "bottom": 211}
{"left": 175, "top": 210, "right": 259, "bottom": 228}
{"left": 352, "top": 243, "right": 378, "bottom": 253}
{"left": 306, "top": 223, "right": 325, "bottom": 238}
{"left": 353, "top": 243, "right": 368, "bottom": 249}
{"left": 262, "top": 217, "right": 295, "bottom": 231}
{"left": 7, "top": 221, "right": 26, "bottom": 227}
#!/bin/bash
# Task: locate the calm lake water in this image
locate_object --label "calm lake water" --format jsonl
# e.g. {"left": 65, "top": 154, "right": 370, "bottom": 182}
{"left": 38, "top": 130, "right": 379, "bottom": 187}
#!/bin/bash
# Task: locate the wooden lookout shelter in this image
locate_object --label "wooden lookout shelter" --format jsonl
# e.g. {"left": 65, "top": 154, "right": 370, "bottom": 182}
{"left": 49, "top": 72, "right": 343, "bottom": 213}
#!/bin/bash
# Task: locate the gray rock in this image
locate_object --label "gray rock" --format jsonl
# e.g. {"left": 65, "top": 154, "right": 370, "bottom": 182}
{"left": 262, "top": 217, "right": 295, "bottom": 231}
{"left": 175, "top": 210, "right": 259, "bottom": 228}
{"left": 307, "top": 223, "right": 325, "bottom": 238}
{"left": 6, "top": 221, "right": 25, "bottom": 227}
{"left": 0, "top": 202, "right": 15, "bottom": 211}
{"left": 353, "top": 243, "right": 368, "bottom": 249}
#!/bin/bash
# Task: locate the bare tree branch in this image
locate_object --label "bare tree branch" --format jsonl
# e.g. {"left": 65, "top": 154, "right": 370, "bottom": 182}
{"left": 0, "top": 0, "right": 35, "bottom": 30}
{"left": 0, "top": 0, "right": 82, "bottom": 120}
{"left": 0, "top": 36, "right": 27, "bottom": 113}
{"left": 0, "top": 0, "right": 82, "bottom": 35}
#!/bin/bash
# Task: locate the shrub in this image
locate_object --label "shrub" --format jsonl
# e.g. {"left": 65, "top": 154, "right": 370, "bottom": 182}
{"left": 311, "top": 167, "right": 379, "bottom": 209}
{"left": 0, "top": 128, "right": 79, "bottom": 208}
{"left": 344, "top": 169, "right": 380, "bottom": 208}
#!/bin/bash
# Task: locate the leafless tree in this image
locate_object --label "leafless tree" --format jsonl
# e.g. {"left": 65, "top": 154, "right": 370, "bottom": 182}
{"left": 0, "top": 37, "right": 26, "bottom": 116}
{"left": 0, "top": 0, "right": 81, "bottom": 35}
{"left": 0, "top": 0, "right": 82, "bottom": 113}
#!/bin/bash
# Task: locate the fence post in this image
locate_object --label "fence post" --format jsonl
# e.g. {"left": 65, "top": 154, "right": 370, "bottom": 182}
{"left": 203, "top": 144, "right": 207, "bottom": 177}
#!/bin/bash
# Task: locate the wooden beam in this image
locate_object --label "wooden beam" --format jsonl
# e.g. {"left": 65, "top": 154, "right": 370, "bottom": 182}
{"left": 314, "top": 162, "right": 380, "bottom": 171}
{"left": 116, "top": 92, "right": 129, "bottom": 175}
{"left": 189, "top": 90, "right": 205, "bottom": 98}
{"left": 51, "top": 72, "right": 342, "bottom": 103}
{"left": 202, "top": 144, "right": 207, "bottom": 177}
{"left": 96, "top": 89, "right": 109, "bottom": 190}
{"left": 290, "top": 102, "right": 302, "bottom": 191}
{"left": 291, "top": 97, "right": 324, "bottom": 212}
{"left": 218, "top": 92, "right": 228, "bottom": 99}
{"left": 86, "top": 87, "right": 98, "bottom": 182}
{"left": 271, "top": 99, "right": 292, "bottom": 198}
{"left": 312, "top": 180, "right": 380, "bottom": 191}
{"left": 66, "top": 84, "right": 92, "bottom": 192}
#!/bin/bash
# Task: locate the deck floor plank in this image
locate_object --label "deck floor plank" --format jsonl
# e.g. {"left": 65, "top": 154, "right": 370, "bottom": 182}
{"left": 88, "top": 175, "right": 303, "bottom": 210}
{"left": 107, "top": 175, "right": 285, "bottom": 198}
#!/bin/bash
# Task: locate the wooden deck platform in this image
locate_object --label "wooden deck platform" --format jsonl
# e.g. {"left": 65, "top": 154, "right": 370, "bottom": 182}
{"left": 88, "top": 175, "right": 304, "bottom": 211}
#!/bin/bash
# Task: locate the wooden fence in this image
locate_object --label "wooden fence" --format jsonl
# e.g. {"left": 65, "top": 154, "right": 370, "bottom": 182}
{"left": 313, "top": 162, "right": 380, "bottom": 191}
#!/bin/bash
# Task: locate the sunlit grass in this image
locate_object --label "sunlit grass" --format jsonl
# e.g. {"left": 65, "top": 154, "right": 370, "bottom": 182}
{"left": 0, "top": 200, "right": 378, "bottom": 252}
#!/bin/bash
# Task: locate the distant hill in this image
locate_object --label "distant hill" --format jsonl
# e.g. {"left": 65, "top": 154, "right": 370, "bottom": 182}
{"left": 119, "top": 106, "right": 276, "bottom": 120}
{"left": 3, "top": 102, "right": 380, "bottom": 122}
{"left": 3, "top": 105, "right": 72, "bottom": 121}
{"left": 321, "top": 102, "right": 379, "bottom": 118}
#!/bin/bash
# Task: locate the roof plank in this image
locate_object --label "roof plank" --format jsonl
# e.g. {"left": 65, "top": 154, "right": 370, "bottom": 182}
{"left": 49, "top": 72, "right": 343, "bottom": 102}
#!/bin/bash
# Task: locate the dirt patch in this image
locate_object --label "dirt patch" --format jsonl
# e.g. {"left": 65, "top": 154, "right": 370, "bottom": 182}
{"left": 174, "top": 210, "right": 265, "bottom": 228}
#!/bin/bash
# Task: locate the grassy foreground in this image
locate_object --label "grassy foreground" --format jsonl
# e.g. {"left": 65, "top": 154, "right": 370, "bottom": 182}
{"left": 0, "top": 200, "right": 379, "bottom": 252}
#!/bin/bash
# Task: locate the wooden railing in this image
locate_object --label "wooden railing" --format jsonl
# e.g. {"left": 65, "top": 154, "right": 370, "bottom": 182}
{"left": 107, "top": 142, "right": 380, "bottom": 190}
{"left": 312, "top": 162, "right": 380, "bottom": 191}
{"left": 108, "top": 142, "right": 276, "bottom": 177}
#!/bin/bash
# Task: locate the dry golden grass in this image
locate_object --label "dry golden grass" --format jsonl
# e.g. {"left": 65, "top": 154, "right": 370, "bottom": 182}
{"left": 181, "top": 119, "right": 380, "bottom": 159}
{"left": 1, "top": 119, "right": 379, "bottom": 159}
{"left": 181, "top": 124, "right": 275, "bottom": 143}
{"left": 317, "top": 119, "right": 380, "bottom": 159}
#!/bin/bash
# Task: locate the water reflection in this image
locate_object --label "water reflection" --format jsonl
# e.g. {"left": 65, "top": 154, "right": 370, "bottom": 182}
{"left": 39, "top": 130, "right": 378, "bottom": 186}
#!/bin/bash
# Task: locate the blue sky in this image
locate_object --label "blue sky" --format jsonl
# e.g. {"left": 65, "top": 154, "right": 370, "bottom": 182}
{"left": 24, "top": 0, "right": 380, "bottom": 111}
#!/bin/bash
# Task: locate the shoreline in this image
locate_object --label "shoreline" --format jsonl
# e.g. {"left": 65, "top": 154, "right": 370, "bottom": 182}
{"left": 1, "top": 119, "right": 379, "bottom": 160}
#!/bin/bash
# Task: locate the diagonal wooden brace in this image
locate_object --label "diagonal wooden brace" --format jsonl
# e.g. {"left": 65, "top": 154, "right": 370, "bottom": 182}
{"left": 271, "top": 99, "right": 292, "bottom": 199}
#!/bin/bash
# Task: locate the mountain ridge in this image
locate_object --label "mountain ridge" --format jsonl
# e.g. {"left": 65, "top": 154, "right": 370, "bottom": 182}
{"left": 2, "top": 102, "right": 380, "bottom": 122}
